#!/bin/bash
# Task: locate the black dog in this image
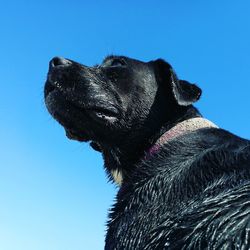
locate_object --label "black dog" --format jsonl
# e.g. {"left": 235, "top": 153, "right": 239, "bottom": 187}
{"left": 44, "top": 56, "right": 250, "bottom": 249}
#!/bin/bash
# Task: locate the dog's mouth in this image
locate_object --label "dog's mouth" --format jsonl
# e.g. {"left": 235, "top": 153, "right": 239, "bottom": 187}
{"left": 45, "top": 80, "right": 120, "bottom": 142}
{"left": 85, "top": 106, "right": 119, "bottom": 123}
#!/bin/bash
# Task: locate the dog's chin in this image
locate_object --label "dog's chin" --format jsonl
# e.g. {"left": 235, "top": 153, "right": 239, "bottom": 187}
{"left": 45, "top": 87, "right": 120, "bottom": 143}
{"left": 65, "top": 128, "right": 89, "bottom": 142}
{"left": 45, "top": 91, "right": 90, "bottom": 141}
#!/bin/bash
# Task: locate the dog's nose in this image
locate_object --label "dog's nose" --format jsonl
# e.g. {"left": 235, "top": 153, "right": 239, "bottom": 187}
{"left": 49, "top": 57, "right": 72, "bottom": 69}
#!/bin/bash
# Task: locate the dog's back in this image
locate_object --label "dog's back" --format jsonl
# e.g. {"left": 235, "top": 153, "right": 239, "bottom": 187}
{"left": 106, "top": 128, "right": 250, "bottom": 249}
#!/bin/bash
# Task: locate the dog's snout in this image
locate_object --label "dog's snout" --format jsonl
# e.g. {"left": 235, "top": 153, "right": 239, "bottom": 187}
{"left": 49, "top": 57, "right": 72, "bottom": 69}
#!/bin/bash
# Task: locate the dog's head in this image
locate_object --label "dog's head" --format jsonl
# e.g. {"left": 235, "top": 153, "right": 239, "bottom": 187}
{"left": 44, "top": 55, "right": 201, "bottom": 154}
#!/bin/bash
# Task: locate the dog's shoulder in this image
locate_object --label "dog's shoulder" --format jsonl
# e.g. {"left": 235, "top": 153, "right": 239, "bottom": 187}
{"left": 112, "top": 127, "right": 250, "bottom": 213}
{"left": 141, "top": 128, "right": 250, "bottom": 249}
{"left": 143, "top": 180, "right": 250, "bottom": 249}
{"left": 157, "top": 128, "right": 250, "bottom": 199}
{"left": 106, "top": 128, "right": 250, "bottom": 249}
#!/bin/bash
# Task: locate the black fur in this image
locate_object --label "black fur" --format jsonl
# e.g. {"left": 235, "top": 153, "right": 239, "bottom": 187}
{"left": 44, "top": 55, "right": 250, "bottom": 249}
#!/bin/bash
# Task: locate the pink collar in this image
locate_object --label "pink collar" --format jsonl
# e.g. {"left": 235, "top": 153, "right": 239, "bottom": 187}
{"left": 146, "top": 117, "right": 218, "bottom": 158}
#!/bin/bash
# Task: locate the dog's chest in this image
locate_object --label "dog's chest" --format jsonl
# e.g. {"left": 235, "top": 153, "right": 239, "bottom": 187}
{"left": 105, "top": 178, "right": 173, "bottom": 249}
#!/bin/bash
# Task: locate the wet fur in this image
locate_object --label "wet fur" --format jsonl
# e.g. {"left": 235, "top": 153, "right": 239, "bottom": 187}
{"left": 44, "top": 55, "right": 250, "bottom": 249}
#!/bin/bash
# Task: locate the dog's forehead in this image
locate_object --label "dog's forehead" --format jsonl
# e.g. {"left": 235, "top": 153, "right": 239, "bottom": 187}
{"left": 102, "top": 55, "right": 147, "bottom": 65}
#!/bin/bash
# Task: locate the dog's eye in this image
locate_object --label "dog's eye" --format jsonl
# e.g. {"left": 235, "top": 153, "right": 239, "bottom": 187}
{"left": 110, "top": 59, "right": 126, "bottom": 67}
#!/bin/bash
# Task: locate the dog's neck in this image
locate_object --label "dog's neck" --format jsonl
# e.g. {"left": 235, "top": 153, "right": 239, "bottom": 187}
{"left": 145, "top": 117, "right": 218, "bottom": 158}
{"left": 100, "top": 107, "right": 217, "bottom": 185}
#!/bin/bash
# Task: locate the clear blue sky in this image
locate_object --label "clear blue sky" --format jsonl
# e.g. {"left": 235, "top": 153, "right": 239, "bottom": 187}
{"left": 0, "top": 1, "right": 250, "bottom": 249}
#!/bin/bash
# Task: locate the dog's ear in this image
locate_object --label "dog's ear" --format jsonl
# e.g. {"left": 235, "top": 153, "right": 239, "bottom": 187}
{"left": 153, "top": 59, "right": 202, "bottom": 106}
